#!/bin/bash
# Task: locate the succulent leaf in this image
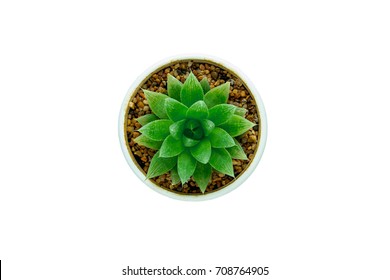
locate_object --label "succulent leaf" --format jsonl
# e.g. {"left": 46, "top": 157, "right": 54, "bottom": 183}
{"left": 138, "top": 119, "right": 173, "bottom": 141}
{"left": 208, "top": 104, "right": 236, "bottom": 125}
{"left": 143, "top": 90, "right": 169, "bottom": 119}
{"left": 200, "top": 77, "right": 210, "bottom": 93}
{"left": 186, "top": 100, "right": 209, "bottom": 120}
{"left": 170, "top": 166, "right": 181, "bottom": 185}
{"left": 193, "top": 163, "right": 212, "bottom": 193}
{"left": 165, "top": 98, "right": 188, "bottom": 121}
{"left": 134, "top": 134, "right": 162, "bottom": 150}
{"left": 180, "top": 72, "right": 204, "bottom": 107}
{"left": 167, "top": 74, "right": 182, "bottom": 101}
{"left": 136, "top": 114, "right": 158, "bottom": 126}
{"left": 209, "top": 148, "right": 234, "bottom": 177}
{"left": 204, "top": 82, "right": 230, "bottom": 108}
{"left": 200, "top": 119, "right": 215, "bottom": 136}
{"left": 209, "top": 127, "right": 235, "bottom": 148}
{"left": 226, "top": 139, "right": 248, "bottom": 160}
{"left": 146, "top": 151, "right": 177, "bottom": 179}
{"left": 190, "top": 138, "right": 211, "bottom": 164}
{"left": 159, "top": 135, "right": 184, "bottom": 157}
{"left": 218, "top": 115, "right": 255, "bottom": 137}
{"left": 234, "top": 107, "right": 247, "bottom": 117}
{"left": 182, "top": 136, "right": 200, "bottom": 147}
{"left": 177, "top": 151, "right": 197, "bottom": 184}
{"left": 169, "top": 119, "right": 186, "bottom": 140}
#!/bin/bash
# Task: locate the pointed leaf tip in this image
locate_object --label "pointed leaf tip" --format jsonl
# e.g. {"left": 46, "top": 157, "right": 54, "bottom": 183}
{"left": 209, "top": 148, "right": 234, "bottom": 177}
{"left": 209, "top": 127, "right": 235, "bottom": 148}
{"left": 167, "top": 74, "right": 183, "bottom": 101}
{"left": 190, "top": 138, "right": 211, "bottom": 164}
{"left": 208, "top": 104, "right": 236, "bottom": 126}
{"left": 177, "top": 151, "right": 197, "bottom": 184}
{"left": 136, "top": 114, "right": 158, "bottom": 126}
{"left": 165, "top": 98, "right": 188, "bottom": 122}
{"left": 138, "top": 119, "right": 173, "bottom": 141}
{"left": 134, "top": 134, "right": 162, "bottom": 150}
{"left": 180, "top": 72, "right": 204, "bottom": 107}
{"left": 146, "top": 151, "right": 177, "bottom": 179}
{"left": 200, "top": 77, "right": 210, "bottom": 94}
{"left": 187, "top": 100, "right": 209, "bottom": 120}
{"left": 159, "top": 135, "right": 184, "bottom": 157}
{"left": 204, "top": 82, "right": 230, "bottom": 108}
{"left": 218, "top": 115, "right": 255, "bottom": 137}
{"left": 226, "top": 139, "right": 248, "bottom": 160}
{"left": 170, "top": 166, "right": 181, "bottom": 185}
{"left": 193, "top": 163, "right": 212, "bottom": 193}
{"left": 143, "top": 90, "right": 169, "bottom": 119}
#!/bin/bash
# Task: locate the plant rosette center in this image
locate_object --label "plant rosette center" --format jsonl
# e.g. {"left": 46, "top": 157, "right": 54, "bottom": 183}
{"left": 183, "top": 119, "right": 204, "bottom": 140}
{"left": 134, "top": 72, "right": 255, "bottom": 193}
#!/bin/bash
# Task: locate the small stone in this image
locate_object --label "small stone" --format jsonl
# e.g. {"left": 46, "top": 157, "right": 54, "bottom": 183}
{"left": 240, "top": 91, "right": 246, "bottom": 97}
{"left": 134, "top": 151, "right": 142, "bottom": 157}
{"left": 248, "top": 135, "right": 256, "bottom": 143}
{"left": 211, "top": 71, "right": 218, "bottom": 80}
{"left": 137, "top": 101, "right": 144, "bottom": 108}
{"left": 129, "top": 102, "right": 135, "bottom": 109}
{"left": 235, "top": 166, "right": 242, "bottom": 173}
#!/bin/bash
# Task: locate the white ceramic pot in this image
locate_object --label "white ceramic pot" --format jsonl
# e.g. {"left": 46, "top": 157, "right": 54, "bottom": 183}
{"left": 119, "top": 54, "right": 267, "bottom": 201}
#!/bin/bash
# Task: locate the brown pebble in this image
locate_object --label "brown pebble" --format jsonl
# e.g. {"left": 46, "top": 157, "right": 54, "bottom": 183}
{"left": 137, "top": 101, "right": 144, "bottom": 108}
{"left": 248, "top": 135, "right": 256, "bottom": 143}
{"left": 129, "top": 102, "right": 135, "bottom": 109}
{"left": 211, "top": 71, "right": 218, "bottom": 80}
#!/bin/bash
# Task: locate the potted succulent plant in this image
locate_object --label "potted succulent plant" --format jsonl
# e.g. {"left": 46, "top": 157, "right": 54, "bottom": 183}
{"left": 119, "top": 55, "right": 267, "bottom": 200}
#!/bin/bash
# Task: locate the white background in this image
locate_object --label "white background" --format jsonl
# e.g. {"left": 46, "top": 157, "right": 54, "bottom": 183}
{"left": 1, "top": 0, "right": 389, "bottom": 279}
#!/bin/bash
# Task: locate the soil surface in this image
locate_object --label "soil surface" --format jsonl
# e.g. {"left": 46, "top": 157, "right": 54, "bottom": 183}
{"left": 125, "top": 60, "right": 260, "bottom": 194}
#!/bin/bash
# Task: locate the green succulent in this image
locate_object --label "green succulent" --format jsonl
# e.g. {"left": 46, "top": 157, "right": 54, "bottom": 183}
{"left": 134, "top": 72, "right": 255, "bottom": 193}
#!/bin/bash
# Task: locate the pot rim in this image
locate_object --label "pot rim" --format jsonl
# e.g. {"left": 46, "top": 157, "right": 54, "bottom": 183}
{"left": 119, "top": 54, "right": 267, "bottom": 201}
